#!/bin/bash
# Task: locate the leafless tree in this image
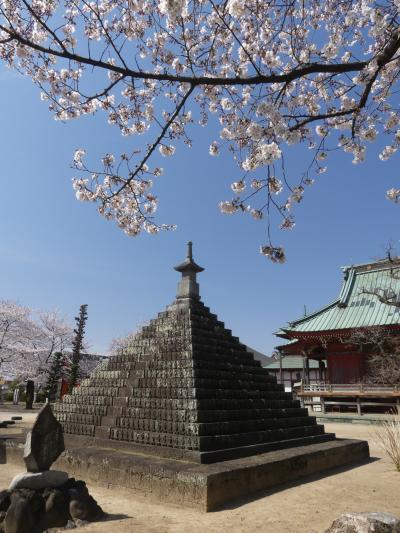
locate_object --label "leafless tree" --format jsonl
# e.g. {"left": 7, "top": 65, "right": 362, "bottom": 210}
{"left": 347, "top": 327, "right": 400, "bottom": 385}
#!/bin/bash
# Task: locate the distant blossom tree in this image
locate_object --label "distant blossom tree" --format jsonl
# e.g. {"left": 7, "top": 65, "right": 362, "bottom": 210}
{"left": 0, "top": 300, "right": 73, "bottom": 382}
{"left": 1, "top": 1, "right": 400, "bottom": 261}
{"left": 7, "top": 309, "right": 74, "bottom": 382}
{"left": 18, "top": 310, "right": 74, "bottom": 381}
{"left": 36, "top": 310, "right": 74, "bottom": 362}
{"left": 0, "top": 300, "right": 36, "bottom": 373}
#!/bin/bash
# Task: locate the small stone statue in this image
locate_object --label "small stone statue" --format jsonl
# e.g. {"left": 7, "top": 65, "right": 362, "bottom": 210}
{"left": 25, "top": 380, "right": 34, "bottom": 410}
{"left": 12, "top": 388, "right": 20, "bottom": 405}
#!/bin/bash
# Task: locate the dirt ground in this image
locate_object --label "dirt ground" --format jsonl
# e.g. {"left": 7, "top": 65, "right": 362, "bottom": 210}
{"left": 1, "top": 406, "right": 400, "bottom": 532}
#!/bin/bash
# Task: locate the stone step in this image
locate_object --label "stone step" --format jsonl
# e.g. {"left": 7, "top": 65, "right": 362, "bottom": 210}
{"left": 193, "top": 352, "right": 263, "bottom": 366}
{"left": 108, "top": 406, "right": 309, "bottom": 422}
{"left": 198, "top": 432, "right": 337, "bottom": 464}
{"left": 62, "top": 422, "right": 95, "bottom": 437}
{"left": 126, "top": 378, "right": 283, "bottom": 391}
{"left": 114, "top": 416, "right": 316, "bottom": 436}
{"left": 53, "top": 404, "right": 108, "bottom": 416}
{"left": 72, "top": 386, "right": 126, "bottom": 397}
{"left": 192, "top": 360, "right": 270, "bottom": 374}
{"left": 62, "top": 395, "right": 114, "bottom": 406}
{"left": 197, "top": 398, "right": 301, "bottom": 409}
{"left": 193, "top": 368, "right": 274, "bottom": 382}
{"left": 197, "top": 416, "right": 318, "bottom": 436}
{"left": 128, "top": 369, "right": 195, "bottom": 380}
{"left": 123, "top": 397, "right": 300, "bottom": 410}
{"left": 105, "top": 359, "right": 271, "bottom": 377}
{"left": 199, "top": 424, "right": 326, "bottom": 451}
{"left": 111, "top": 350, "right": 261, "bottom": 367}
{"left": 195, "top": 407, "right": 307, "bottom": 422}
{"left": 196, "top": 389, "right": 291, "bottom": 399}
{"left": 81, "top": 378, "right": 127, "bottom": 388}
{"left": 107, "top": 427, "right": 199, "bottom": 449}
{"left": 55, "top": 413, "right": 103, "bottom": 425}
{"left": 193, "top": 336, "right": 243, "bottom": 348}
{"left": 90, "top": 370, "right": 129, "bottom": 379}
{"left": 101, "top": 367, "right": 273, "bottom": 383}
{"left": 104, "top": 424, "right": 328, "bottom": 451}
{"left": 126, "top": 387, "right": 292, "bottom": 400}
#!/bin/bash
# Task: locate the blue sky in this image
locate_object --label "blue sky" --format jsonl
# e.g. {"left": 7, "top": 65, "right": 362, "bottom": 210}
{"left": 0, "top": 63, "right": 398, "bottom": 356}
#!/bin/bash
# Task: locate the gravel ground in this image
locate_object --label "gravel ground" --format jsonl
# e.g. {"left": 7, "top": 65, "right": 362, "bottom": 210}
{"left": 0, "top": 407, "right": 399, "bottom": 533}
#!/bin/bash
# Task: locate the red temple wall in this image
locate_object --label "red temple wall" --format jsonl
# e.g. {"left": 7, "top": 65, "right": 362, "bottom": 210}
{"left": 327, "top": 352, "right": 365, "bottom": 383}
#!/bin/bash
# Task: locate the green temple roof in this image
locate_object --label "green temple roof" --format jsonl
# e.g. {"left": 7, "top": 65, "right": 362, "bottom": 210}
{"left": 265, "top": 356, "right": 322, "bottom": 370}
{"left": 277, "top": 259, "right": 400, "bottom": 336}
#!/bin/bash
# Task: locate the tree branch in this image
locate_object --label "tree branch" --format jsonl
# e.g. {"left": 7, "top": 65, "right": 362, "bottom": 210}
{"left": 0, "top": 25, "right": 369, "bottom": 87}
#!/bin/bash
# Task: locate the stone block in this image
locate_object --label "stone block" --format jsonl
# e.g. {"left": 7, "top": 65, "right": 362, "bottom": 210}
{"left": 9, "top": 471, "right": 69, "bottom": 490}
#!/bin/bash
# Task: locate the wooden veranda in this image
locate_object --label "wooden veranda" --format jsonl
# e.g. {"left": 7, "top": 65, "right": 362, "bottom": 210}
{"left": 296, "top": 383, "right": 400, "bottom": 415}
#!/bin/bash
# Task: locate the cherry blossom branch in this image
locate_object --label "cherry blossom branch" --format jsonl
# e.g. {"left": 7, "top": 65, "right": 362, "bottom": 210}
{"left": 112, "top": 84, "right": 195, "bottom": 196}
{"left": 1, "top": 0, "right": 400, "bottom": 260}
{"left": 0, "top": 24, "right": 370, "bottom": 86}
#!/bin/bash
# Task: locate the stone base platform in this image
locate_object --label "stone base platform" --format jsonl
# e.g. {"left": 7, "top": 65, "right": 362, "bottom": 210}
{"left": 2, "top": 437, "right": 369, "bottom": 511}
{"left": 66, "top": 431, "right": 338, "bottom": 464}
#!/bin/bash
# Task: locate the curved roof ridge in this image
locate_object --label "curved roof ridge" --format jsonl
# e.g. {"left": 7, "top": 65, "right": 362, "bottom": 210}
{"left": 277, "top": 258, "right": 400, "bottom": 336}
{"left": 342, "top": 257, "right": 400, "bottom": 273}
{"left": 287, "top": 299, "right": 340, "bottom": 328}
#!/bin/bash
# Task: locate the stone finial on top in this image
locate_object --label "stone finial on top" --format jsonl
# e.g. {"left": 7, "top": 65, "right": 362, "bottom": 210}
{"left": 24, "top": 403, "right": 65, "bottom": 473}
{"left": 174, "top": 241, "right": 204, "bottom": 300}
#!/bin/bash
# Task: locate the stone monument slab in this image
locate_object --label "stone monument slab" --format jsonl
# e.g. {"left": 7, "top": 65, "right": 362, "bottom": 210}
{"left": 24, "top": 403, "right": 64, "bottom": 472}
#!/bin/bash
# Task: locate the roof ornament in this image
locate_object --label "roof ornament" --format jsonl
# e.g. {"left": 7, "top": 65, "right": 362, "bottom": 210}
{"left": 174, "top": 241, "right": 204, "bottom": 300}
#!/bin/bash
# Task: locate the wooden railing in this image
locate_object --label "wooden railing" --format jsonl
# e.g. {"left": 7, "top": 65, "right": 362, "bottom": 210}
{"left": 299, "top": 383, "right": 400, "bottom": 394}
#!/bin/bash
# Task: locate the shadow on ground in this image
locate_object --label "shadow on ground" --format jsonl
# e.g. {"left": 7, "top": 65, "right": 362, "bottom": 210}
{"left": 215, "top": 456, "right": 379, "bottom": 512}
{"left": 100, "top": 513, "right": 131, "bottom": 521}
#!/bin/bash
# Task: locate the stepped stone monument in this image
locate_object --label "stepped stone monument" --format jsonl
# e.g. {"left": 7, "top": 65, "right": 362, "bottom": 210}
{"left": 53, "top": 243, "right": 369, "bottom": 510}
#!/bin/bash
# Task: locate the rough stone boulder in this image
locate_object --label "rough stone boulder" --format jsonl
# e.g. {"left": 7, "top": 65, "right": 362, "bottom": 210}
{"left": 0, "top": 479, "right": 105, "bottom": 532}
{"left": 326, "top": 512, "right": 400, "bottom": 533}
{"left": 3, "top": 489, "right": 45, "bottom": 533}
{"left": 24, "top": 403, "right": 65, "bottom": 473}
{"left": 67, "top": 479, "right": 104, "bottom": 522}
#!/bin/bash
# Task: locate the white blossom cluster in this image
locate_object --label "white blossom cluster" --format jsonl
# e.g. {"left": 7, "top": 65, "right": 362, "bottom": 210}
{"left": 0, "top": 0, "right": 399, "bottom": 260}
{"left": 387, "top": 188, "right": 400, "bottom": 203}
{"left": 71, "top": 148, "right": 175, "bottom": 236}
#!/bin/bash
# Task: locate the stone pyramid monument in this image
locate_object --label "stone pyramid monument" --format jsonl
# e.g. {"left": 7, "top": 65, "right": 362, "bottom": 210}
{"left": 54, "top": 242, "right": 336, "bottom": 464}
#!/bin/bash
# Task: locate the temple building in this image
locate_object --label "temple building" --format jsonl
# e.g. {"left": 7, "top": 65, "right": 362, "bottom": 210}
{"left": 264, "top": 356, "right": 323, "bottom": 391}
{"left": 275, "top": 258, "right": 400, "bottom": 413}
